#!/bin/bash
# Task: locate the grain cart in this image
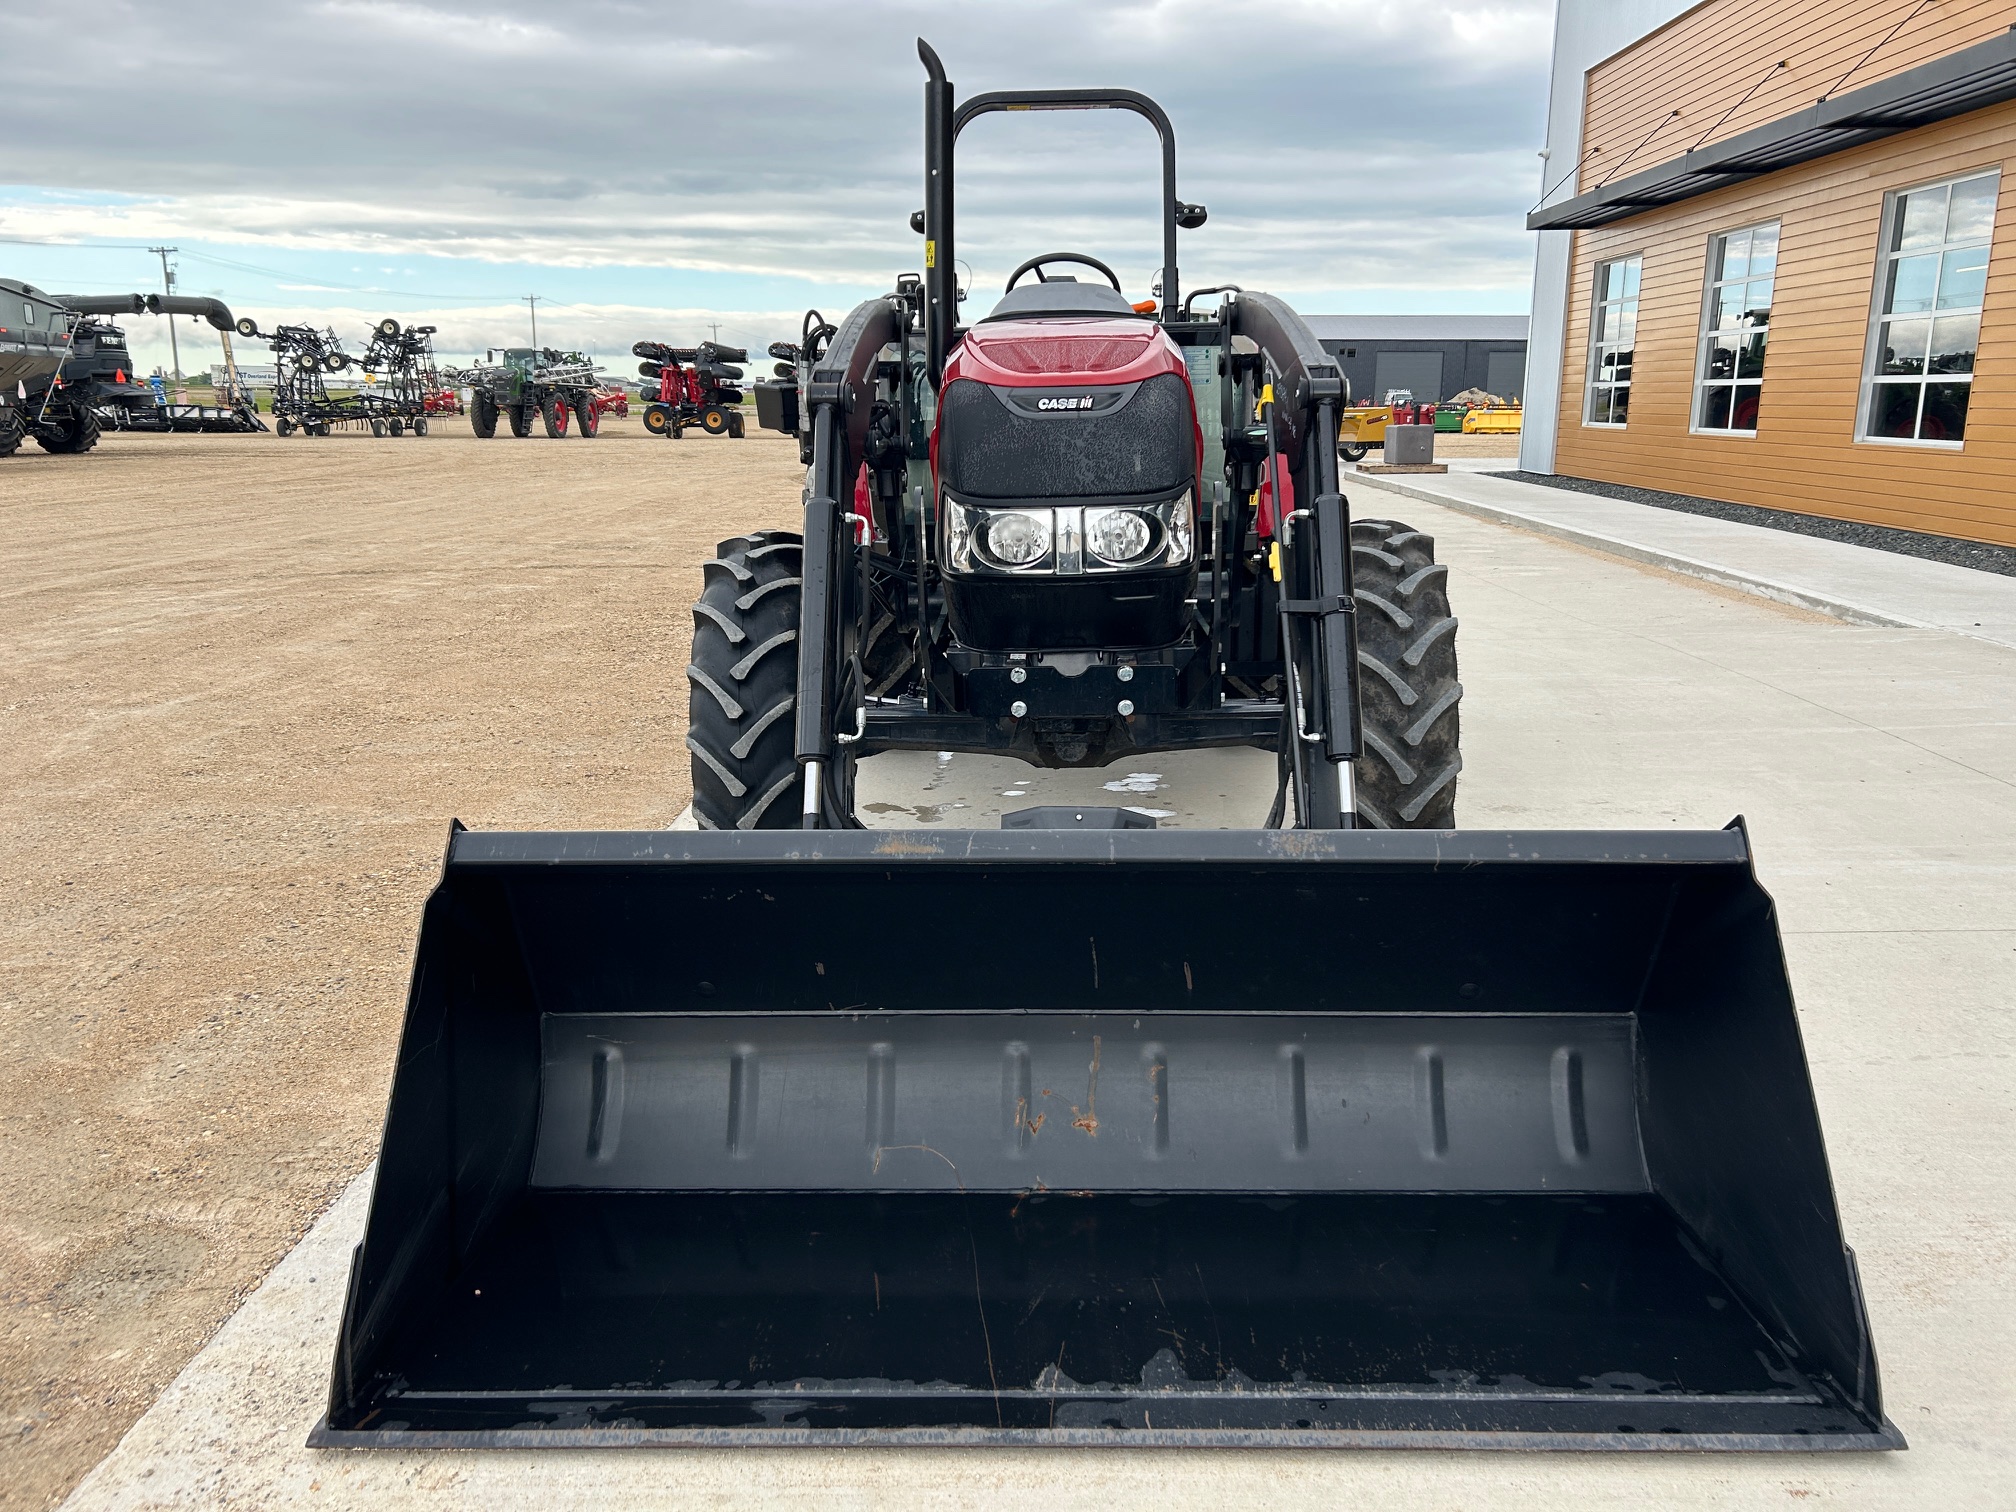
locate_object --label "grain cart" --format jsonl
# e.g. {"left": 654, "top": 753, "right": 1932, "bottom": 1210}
{"left": 0, "top": 278, "right": 67, "bottom": 457}
{"left": 460, "top": 347, "right": 607, "bottom": 438}
{"left": 634, "top": 339, "right": 748, "bottom": 437}
{"left": 317, "top": 43, "right": 1898, "bottom": 1453}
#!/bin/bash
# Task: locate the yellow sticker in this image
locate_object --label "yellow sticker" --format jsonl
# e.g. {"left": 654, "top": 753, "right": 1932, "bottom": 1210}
{"left": 1268, "top": 542, "right": 1282, "bottom": 582}
{"left": 925, "top": 240, "right": 936, "bottom": 268}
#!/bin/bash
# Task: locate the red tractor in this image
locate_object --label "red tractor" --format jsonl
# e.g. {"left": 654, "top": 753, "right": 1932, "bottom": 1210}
{"left": 634, "top": 340, "right": 747, "bottom": 438}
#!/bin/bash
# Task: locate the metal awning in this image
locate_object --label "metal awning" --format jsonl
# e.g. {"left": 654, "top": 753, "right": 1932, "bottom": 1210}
{"left": 1530, "top": 28, "right": 2016, "bottom": 231}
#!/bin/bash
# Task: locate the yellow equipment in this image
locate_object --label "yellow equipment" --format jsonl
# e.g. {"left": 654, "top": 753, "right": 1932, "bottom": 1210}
{"left": 1340, "top": 405, "right": 1391, "bottom": 440}
{"left": 1335, "top": 404, "right": 1390, "bottom": 459}
{"left": 1461, "top": 405, "right": 1523, "bottom": 434}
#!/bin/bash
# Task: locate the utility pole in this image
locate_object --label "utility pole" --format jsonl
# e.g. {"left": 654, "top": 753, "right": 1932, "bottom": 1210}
{"left": 708, "top": 321, "right": 721, "bottom": 344}
{"left": 524, "top": 294, "right": 541, "bottom": 349}
{"left": 149, "top": 245, "right": 182, "bottom": 381}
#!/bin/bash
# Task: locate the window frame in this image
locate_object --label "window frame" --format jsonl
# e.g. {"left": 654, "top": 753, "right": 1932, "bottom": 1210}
{"left": 1855, "top": 167, "right": 2000, "bottom": 452}
{"left": 1584, "top": 252, "right": 1643, "bottom": 429}
{"left": 1689, "top": 221, "right": 1779, "bottom": 439}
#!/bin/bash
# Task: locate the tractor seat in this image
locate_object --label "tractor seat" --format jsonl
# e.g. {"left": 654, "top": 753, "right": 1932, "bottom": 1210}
{"left": 982, "top": 281, "right": 1146, "bottom": 322}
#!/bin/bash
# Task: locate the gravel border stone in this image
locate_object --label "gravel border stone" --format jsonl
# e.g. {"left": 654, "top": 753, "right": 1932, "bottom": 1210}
{"left": 1487, "top": 471, "right": 2016, "bottom": 578}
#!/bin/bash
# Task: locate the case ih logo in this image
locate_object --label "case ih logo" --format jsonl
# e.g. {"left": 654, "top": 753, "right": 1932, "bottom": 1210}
{"left": 1036, "top": 395, "right": 1095, "bottom": 411}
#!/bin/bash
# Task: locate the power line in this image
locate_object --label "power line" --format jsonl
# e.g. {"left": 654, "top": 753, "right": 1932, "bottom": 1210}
{"left": 0, "top": 235, "right": 159, "bottom": 250}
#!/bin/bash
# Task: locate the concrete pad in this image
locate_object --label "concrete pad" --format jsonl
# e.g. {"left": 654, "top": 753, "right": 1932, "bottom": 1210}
{"left": 61, "top": 498, "right": 2016, "bottom": 1509}
{"left": 1348, "top": 461, "right": 2016, "bottom": 649}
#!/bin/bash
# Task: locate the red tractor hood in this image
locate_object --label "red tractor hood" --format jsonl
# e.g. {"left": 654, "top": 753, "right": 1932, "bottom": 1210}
{"left": 944, "top": 316, "right": 1187, "bottom": 388}
{"left": 935, "top": 317, "right": 1203, "bottom": 488}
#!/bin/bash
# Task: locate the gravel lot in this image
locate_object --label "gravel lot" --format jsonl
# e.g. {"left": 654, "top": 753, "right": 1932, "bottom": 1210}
{"left": 0, "top": 418, "right": 801, "bottom": 1509}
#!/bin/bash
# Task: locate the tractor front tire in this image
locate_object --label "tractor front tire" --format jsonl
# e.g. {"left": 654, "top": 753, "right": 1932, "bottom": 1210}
{"left": 542, "top": 397, "right": 568, "bottom": 437}
{"left": 1350, "top": 518, "right": 1462, "bottom": 829}
{"left": 508, "top": 404, "right": 534, "bottom": 438}
{"left": 34, "top": 405, "right": 101, "bottom": 455}
{"left": 470, "top": 392, "right": 498, "bottom": 437}
{"left": 687, "top": 530, "right": 806, "bottom": 830}
{"left": 574, "top": 396, "right": 599, "bottom": 437}
{"left": 0, "top": 409, "right": 25, "bottom": 457}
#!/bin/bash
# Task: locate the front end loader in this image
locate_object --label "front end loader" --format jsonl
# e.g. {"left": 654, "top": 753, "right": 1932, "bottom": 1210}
{"left": 316, "top": 43, "right": 1898, "bottom": 1453}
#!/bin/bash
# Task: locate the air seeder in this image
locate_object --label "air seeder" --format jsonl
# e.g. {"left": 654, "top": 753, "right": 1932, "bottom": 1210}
{"left": 635, "top": 339, "right": 748, "bottom": 438}
{"left": 319, "top": 43, "right": 1897, "bottom": 1453}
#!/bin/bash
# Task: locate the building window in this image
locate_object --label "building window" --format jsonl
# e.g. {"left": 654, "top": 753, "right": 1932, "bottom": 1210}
{"left": 1586, "top": 255, "right": 1640, "bottom": 426}
{"left": 1694, "top": 223, "right": 1777, "bottom": 433}
{"left": 1861, "top": 170, "right": 1998, "bottom": 446}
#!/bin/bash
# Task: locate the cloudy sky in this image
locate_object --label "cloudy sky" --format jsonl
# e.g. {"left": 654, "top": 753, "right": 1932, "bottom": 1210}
{"left": 1, "top": 0, "right": 1554, "bottom": 375}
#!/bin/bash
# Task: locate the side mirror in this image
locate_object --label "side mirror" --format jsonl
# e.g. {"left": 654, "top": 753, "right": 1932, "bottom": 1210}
{"left": 909, "top": 210, "right": 926, "bottom": 234}
{"left": 1175, "top": 202, "right": 1208, "bottom": 230}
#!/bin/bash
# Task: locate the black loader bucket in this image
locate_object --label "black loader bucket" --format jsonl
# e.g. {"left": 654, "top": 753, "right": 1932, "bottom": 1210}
{"left": 315, "top": 824, "right": 1900, "bottom": 1450}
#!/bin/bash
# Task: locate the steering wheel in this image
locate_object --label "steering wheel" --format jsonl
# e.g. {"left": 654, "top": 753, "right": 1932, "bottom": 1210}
{"left": 1004, "top": 252, "right": 1124, "bottom": 293}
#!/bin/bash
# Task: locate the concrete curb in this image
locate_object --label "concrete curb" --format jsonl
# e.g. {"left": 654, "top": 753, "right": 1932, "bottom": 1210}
{"left": 1346, "top": 469, "right": 1927, "bottom": 631}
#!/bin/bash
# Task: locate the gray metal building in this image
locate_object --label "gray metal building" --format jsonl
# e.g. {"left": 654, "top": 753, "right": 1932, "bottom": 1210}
{"left": 1302, "top": 314, "right": 1529, "bottom": 405}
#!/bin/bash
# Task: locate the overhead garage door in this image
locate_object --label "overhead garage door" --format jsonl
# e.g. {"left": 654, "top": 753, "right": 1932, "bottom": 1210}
{"left": 1373, "top": 351, "right": 1444, "bottom": 404}
{"left": 1486, "top": 350, "right": 1527, "bottom": 402}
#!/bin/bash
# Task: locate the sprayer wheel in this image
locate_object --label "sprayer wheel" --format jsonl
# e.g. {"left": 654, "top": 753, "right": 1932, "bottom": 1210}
{"left": 687, "top": 531, "right": 807, "bottom": 830}
{"left": 1349, "top": 518, "right": 1462, "bottom": 829}
{"left": 574, "top": 396, "right": 599, "bottom": 437}
{"left": 542, "top": 397, "right": 568, "bottom": 438}
{"left": 470, "top": 392, "right": 497, "bottom": 438}
{"left": 0, "top": 409, "right": 25, "bottom": 457}
{"left": 508, "top": 404, "right": 534, "bottom": 438}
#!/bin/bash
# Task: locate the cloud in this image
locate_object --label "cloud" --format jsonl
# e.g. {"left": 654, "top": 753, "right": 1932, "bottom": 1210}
{"left": 0, "top": 0, "right": 1554, "bottom": 323}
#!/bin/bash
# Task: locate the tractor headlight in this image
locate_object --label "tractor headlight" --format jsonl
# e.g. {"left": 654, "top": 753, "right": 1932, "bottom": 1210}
{"left": 980, "top": 511, "right": 1052, "bottom": 568}
{"left": 1086, "top": 508, "right": 1153, "bottom": 566}
{"left": 940, "top": 491, "right": 1192, "bottom": 576}
{"left": 1163, "top": 490, "right": 1194, "bottom": 565}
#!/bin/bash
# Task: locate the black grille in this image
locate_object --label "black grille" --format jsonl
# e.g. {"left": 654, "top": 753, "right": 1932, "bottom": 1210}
{"left": 939, "top": 372, "right": 1192, "bottom": 500}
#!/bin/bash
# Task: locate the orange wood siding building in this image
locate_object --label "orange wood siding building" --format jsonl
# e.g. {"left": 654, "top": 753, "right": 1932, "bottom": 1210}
{"left": 1529, "top": 0, "right": 2016, "bottom": 548}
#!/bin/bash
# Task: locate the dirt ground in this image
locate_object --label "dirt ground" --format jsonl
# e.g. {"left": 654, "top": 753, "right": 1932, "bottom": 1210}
{"left": 0, "top": 416, "right": 802, "bottom": 1509}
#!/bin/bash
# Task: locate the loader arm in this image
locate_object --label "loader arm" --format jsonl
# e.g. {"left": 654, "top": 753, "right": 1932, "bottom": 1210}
{"left": 795, "top": 295, "right": 907, "bottom": 823}
{"left": 1224, "top": 293, "right": 1361, "bottom": 822}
